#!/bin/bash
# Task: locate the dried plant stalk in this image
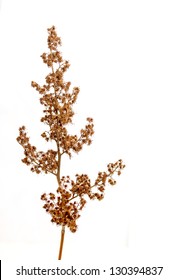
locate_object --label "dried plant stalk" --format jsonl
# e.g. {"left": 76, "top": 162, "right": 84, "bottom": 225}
{"left": 58, "top": 225, "right": 65, "bottom": 260}
{"left": 17, "top": 26, "right": 125, "bottom": 259}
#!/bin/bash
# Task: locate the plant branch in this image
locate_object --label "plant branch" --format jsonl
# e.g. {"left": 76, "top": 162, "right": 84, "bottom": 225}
{"left": 30, "top": 155, "right": 57, "bottom": 176}
{"left": 68, "top": 165, "right": 120, "bottom": 202}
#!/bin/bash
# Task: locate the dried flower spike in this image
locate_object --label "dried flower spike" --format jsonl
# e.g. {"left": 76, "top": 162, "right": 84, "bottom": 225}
{"left": 17, "top": 26, "right": 125, "bottom": 260}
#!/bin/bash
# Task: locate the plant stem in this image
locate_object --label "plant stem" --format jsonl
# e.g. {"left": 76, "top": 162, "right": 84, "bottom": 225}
{"left": 58, "top": 225, "right": 65, "bottom": 260}
{"left": 56, "top": 139, "right": 64, "bottom": 259}
{"left": 57, "top": 151, "right": 61, "bottom": 186}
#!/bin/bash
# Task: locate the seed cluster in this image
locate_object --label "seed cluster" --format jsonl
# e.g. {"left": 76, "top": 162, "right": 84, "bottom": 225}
{"left": 17, "top": 126, "right": 58, "bottom": 174}
{"left": 17, "top": 26, "right": 125, "bottom": 233}
{"left": 41, "top": 159, "right": 125, "bottom": 232}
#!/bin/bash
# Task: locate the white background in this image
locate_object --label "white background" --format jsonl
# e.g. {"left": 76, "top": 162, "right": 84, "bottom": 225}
{"left": 0, "top": 0, "right": 178, "bottom": 278}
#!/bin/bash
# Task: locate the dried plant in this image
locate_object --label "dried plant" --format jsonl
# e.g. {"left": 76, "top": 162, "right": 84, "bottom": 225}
{"left": 17, "top": 26, "right": 125, "bottom": 260}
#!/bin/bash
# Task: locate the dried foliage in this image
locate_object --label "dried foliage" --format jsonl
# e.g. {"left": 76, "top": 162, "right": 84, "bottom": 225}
{"left": 17, "top": 26, "right": 125, "bottom": 233}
